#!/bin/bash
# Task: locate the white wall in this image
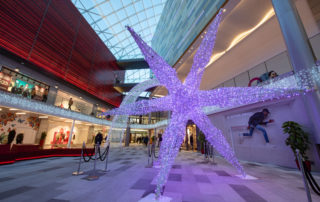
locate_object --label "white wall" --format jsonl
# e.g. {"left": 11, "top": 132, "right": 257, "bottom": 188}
{"left": 0, "top": 114, "right": 39, "bottom": 144}
{"left": 202, "top": 0, "right": 320, "bottom": 90}
{"left": 208, "top": 97, "right": 320, "bottom": 171}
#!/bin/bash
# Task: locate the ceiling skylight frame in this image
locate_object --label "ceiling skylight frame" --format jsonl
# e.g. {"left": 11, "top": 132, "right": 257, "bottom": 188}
{"left": 72, "top": 0, "right": 167, "bottom": 60}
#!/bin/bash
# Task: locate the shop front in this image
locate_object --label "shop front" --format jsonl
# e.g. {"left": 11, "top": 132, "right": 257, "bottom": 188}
{"left": 0, "top": 66, "right": 49, "bottom": 102}
{"left": 54, "top": 90, "right": 94, "bottom": 115}
{"left": 0, "top": 105, "right": 107, "bottom": 149}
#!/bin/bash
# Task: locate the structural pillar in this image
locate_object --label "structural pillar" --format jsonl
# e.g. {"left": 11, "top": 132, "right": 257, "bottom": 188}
{"left": 67, "top": 120, "right": 75, "bottom": 148}
{"left": 125, "top": 119, "right": 130, "bottom": 147}
{"left": 272, "top": 0, "right": 320, "bottom": 143}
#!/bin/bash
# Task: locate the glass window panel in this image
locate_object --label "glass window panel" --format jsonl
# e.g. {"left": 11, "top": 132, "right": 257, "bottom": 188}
{"left": 143, "top": 0, "right": 152, "bottom": 8}
{"left": 146, "top": 8, "right": 154, "bottom": 18}
{"left": 113, "top": 23, "right": 122, "bottom": 34}
{"left": 134, "top": 1, "right": 144, "bottom": 13}
{"left": 138, "top": 11, "right": 147, "bottom": 21}
{"left": 116, "top": 9, "right": 127, "bottom": 20}
{"left": 107, "top": 14, "right": 118, "bottom": 25}
{"left": 129, "top": 15, "right": 139, "bottom": 25}
{"left": 110, "top": 0, "right": 123, "bottom": 10}
{"left": 100, "top": 2, "right": 113, "bottom": 15}
{"left": 125, "top": 5, "right": 135, "bottom": 16}
{"left": 121, "top": 0, "right": 132, "bottom": 7}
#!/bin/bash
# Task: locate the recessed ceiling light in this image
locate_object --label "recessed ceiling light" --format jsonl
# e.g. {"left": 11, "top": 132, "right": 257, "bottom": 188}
{"left": 223, "top": 8, "right": 226, "bottom": 12}
{"left": 14, "top": 68, "right": 19, "bottom": 72}
{"left": 9, "top": 108, "right": 18, "bottom": 111}
{"left": 16, "top": 112, "right": 26, "bottom": 115}
{"left": 55, "top": 85, "right": 58, "bottom": 89}
{"left": 39, "top": 116, "right": 48, "bottom": 119}
{"left": 79, "top": 97, "right": 82, "bottom": 99}
{"left": 201, "top": 36, "right": 203, "bottom": 38}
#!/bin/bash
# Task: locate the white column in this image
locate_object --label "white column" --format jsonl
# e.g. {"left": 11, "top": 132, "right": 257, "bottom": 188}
{"left": 67, "top": 120, "right": 75, "bottom": 148}
{"left": 272, "top": 0, "right": 320, "bottom": 143}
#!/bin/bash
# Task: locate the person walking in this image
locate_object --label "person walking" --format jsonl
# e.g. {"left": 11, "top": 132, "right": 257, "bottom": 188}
{"left": 68, "top": 98, "right": 73, "bottom": 110}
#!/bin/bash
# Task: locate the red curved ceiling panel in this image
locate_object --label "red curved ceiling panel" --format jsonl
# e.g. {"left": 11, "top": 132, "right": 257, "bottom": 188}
{"left": 0, "top": 0, "right": 122, "bottom": 107}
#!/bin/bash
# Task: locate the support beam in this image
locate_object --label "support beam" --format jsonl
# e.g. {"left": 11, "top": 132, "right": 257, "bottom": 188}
{"left": 272, "top": 0, "right": 320, "bottom": 143}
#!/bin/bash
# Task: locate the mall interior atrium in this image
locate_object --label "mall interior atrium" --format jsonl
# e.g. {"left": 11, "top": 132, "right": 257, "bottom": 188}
{"left": 0, "top": 0, "right": 320, "bottom": 201}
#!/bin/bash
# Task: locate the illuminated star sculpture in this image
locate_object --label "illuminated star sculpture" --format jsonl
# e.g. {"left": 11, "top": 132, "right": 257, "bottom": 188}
{"left": 103, "top": 10, "right": 300, "bottom": 197}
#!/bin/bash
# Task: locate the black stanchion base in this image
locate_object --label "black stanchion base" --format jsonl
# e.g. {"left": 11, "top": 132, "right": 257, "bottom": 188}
{"left": 100, "top": 169, "right": 110, "bottom": 173}
{"left": 72, "top": 171, "right": 84, "bottom": 176}
{"left": 86, "top": 175, "right": 99, "bottom": 181}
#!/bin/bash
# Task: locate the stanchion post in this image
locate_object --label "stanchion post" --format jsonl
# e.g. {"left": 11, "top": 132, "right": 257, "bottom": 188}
{"left": 72, "top": 141, "right": 85, "bottom": 175}
{"left": 146, "top": 143, "right": 153, "bottom": 168}
{"left": 87, "top": 144, "right": 99, "bottom": 181}
{"left": 203, "top": 142, "right": 206, "bottom": 161}
{"left": 296, "top": 149, "right": 312, "bottom": 202}
{"left": 102, "top": 144, "right": 110, "bottom": 173}
{"left": 151, "top": 144, "right": 154, "bottom": 165}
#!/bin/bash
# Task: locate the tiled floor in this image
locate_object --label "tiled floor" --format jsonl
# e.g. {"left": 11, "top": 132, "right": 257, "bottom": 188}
{"left": 0, "top": 145, "right": 320, "bottom": 202}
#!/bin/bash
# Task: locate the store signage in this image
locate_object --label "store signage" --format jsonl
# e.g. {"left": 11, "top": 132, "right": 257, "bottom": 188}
{"left": 0, "top": 72, "right": 12, "bottom": 91}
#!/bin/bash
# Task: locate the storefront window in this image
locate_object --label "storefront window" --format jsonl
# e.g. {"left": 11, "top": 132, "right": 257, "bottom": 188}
{"left": 0, "top": 66, "right": 49, "bottom": 102}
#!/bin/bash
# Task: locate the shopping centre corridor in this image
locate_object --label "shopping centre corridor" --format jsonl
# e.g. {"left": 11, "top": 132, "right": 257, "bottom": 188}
{"left": 0, "top": 145, "right": 319, "bottom": 202}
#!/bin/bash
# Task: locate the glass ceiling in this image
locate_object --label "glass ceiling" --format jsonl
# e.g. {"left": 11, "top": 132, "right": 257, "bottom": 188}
{"left": 72, "top": 0, "right": 167, "bottom": 60}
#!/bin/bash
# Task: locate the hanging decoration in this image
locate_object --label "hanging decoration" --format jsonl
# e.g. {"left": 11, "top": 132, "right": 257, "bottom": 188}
{"left": 102, "top": 9, "right": 318, "bottom": 198}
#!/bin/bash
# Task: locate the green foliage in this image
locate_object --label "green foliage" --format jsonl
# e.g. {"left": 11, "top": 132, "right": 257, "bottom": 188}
{"left": 282, "top": 121, "right": 310, "bottom": 159}
{"left": 197, "top": 131, "right": 206, "bottom": 143}
{"left": 40, "top": 132, "right": 47, "bottom": 140}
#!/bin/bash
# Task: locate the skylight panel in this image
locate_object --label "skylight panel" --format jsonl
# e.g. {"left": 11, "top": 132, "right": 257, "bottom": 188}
{"left": 110, "top": 0, "right": 123, "bottom": 11}
{"left": 125, "top": 5, "right": 135, "bottom": 16}
{"left": 72, "top": 0, "right": 167, "bottom": 60}
{"left": 134, "top": 1, "right": 144, "bottom": 13}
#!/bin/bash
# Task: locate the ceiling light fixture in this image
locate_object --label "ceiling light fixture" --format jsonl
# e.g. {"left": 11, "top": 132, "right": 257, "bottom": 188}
{"left": 39, "top": 116, "right": 48, "bottom": 119}
{"left": 9, "top": 108, "right": 19, "bottom": 111}
{"left": 16, "top": 112, "right": 26, "bottom": 115}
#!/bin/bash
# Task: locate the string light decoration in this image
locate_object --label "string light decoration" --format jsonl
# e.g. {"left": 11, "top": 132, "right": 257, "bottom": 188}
{"left": 102, "top": 9, "right": 319, "bottom": 198}
{"left": 107, "top": 78, "right": 160, "bottom": 143}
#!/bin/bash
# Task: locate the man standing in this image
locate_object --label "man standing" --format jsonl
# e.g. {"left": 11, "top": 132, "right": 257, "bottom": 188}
{"left": 95, "top": 132, "right": 103, "bottom": 145}
{"left": 68, "top": 98, "right": 73, "bottom": 110}
{"left": 242, "top": 108, "right": 274, "bottom": 143}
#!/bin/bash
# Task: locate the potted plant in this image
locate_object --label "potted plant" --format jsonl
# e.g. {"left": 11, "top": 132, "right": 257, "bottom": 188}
{"left": 39, "top": 132, "right": 47, "bottom": 149}
{"left": 282, "top": 121, "right": 311, "bottom": 171}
